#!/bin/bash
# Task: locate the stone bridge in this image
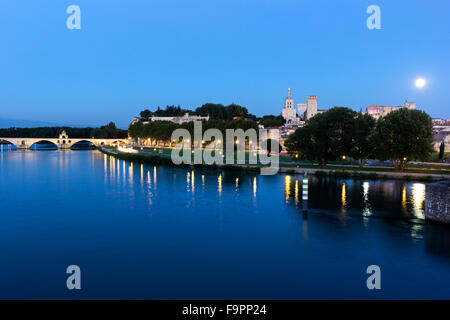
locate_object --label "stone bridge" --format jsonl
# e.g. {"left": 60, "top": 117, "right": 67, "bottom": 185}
{"left": 0, "top": 131, "right": 129, "bottom": 149}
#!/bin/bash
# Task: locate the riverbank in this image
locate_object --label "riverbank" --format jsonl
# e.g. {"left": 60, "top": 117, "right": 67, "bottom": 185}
{"left": 98, "top": 146, "right": 450, "bottom": 182}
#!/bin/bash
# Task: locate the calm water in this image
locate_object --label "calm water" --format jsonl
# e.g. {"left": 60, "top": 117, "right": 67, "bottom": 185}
{"left": 1, "top": 150, "right": 449, "bottom": 299}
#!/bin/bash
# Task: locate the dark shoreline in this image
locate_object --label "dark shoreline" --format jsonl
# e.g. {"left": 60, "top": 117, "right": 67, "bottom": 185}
{"left": 97, "top": 147, "right": 450, "bottom": 182}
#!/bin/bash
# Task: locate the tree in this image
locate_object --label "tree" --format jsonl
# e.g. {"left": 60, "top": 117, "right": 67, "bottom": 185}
{"left": 285, "top": 123, "right": 318, "bottom": 164}
{"left": 225, "top": 104, "right": 249, "bottom": 120}
{"left": 350, "top": 113, "right": 376, "bottom": 166}
{"left": 439, "top": 141, "right": 445, "bottom": 161}
{"left": 285, "top": 107, "right": 371, "bottom": 166}
{"left": 259, "top": 115, "right": 286, "bottom": 128}
{"left": 91, "top": 122, "right": 127, "bottom": 139}
{"left": 285, "top": 107, "right": 358, "bottom": 165}
{"left": 140, "top": 109, "right": 152, "bottom": 119}
{"left": 194, "top": 103, "right": 250, "bottom": 120}
{"left": 195, "top": 103, "right": 226, "bottom": 119}
{"left": 371, "top": 108, "right": 434, "bottom": 171}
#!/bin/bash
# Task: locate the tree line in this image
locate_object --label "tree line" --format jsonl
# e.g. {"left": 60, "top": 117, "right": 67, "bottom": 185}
{"left": 138, "top": 104, "right": 289, "bottom": 129}
{"left": 129, "top": 119, "right": 259, "bottom": 147}
{"left": 285, "top": 107, "right": 434, "bottom": 171}
{"left": 139, "top": 103, "right": 260, "bottom": 122}
{"left": 0, "top": 122, "right": 127, "bottom": 139}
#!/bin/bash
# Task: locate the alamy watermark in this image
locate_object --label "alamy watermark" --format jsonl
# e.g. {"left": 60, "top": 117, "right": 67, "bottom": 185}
{"left": 366, "top": 265, "right": 381, "bottom": 290}
{"left": 66, "top": 5, "right": 81, "bottom": 30}
{"left": 170, "top": 121, "right": 280, "bottom": 175}
{"left": 366, "top": 5, "right": 381, "bottom": 30}
{"left": 66, "top": 265, "right": 81, "bottom": 290}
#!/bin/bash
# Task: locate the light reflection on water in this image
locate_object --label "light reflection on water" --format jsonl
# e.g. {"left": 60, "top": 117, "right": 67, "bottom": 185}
{"left": 280, "top": 171, "right": 429, "bottom": 223}
{"left": 412, "top": 183, "right": 426, "bottom": 219}
{"left": 362, "top": 181, "right": 371, "bottom": 217}
{"left": 285, "top": 175, "right": 291, "bottom": 203}
{"left": 341, "top": 183, "right": 347, "bottom": 213}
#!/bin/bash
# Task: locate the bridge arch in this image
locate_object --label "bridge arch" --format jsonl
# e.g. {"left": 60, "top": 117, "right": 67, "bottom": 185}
{"left": 0, "top": 139, "right": 18, "bottom": 150}
{"left": 29, "top": 140, "right": 58, "bottom": 150}
{"left": 0, "top": 139, "right": 17, "bottom": 146}
{"left": 111, "top": 140, "right": 127, "bottom": 146}
{"left": 70, "top": 140, "right": 96, "bottom": 150}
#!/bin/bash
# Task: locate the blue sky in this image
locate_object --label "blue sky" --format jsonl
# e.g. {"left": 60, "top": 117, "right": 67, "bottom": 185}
{"left": 0, "top": 0, "right": 449, "bottom": 128}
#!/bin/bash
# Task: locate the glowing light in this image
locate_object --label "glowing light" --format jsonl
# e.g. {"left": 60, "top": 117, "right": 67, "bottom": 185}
{"left": 401, "top": 185, "right": 407, "bottom": 216}
{"left": 362, "top": 181, "right": 372, "bottom": 216}
{"left": 415, "top": 77, "right": 426, "bottom": 88}
{"left": 341, "top": 183, "right": 347, "bottom": 212}
{"left": 412, "top": 183, "right": 426, "bottom": 219}
{"left": 218, "top": 173, "right": 222, "bottom": 196}
{"left": 285, "top": 175, "right": 291, "bottom": 202}
{"left": 118, "top": 146, "right": 138, "bottom": 153}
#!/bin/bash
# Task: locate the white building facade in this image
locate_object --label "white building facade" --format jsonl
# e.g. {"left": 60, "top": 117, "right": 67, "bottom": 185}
{"left": 281, "top": 87, "right": 301, "bottom": 125}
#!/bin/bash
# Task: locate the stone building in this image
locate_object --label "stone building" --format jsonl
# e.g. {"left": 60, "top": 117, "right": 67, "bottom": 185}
{"left": 131, "top": 113, "right": 209, "bottom": 126}
{"left": 366, "top": 100, "right": 417, "bottom": 120}
{"left": 281, "top": 87, "right": 301, "bottom": 125}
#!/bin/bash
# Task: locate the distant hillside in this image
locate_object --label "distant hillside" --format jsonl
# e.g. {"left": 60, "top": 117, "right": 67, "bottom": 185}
{"left": 0, "top": 118, "right": 81, "bottom": 128}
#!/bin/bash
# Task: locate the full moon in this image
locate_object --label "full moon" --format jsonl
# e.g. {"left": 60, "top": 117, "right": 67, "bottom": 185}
{"left": 415, "top": 78, "right": 426, "bottom": 88}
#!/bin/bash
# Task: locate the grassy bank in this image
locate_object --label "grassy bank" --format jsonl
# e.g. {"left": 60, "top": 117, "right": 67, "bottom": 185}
{"left": 98, "top": 146, "right": 260, "bottom": 174}
{"left": 98, "top": 146, "right": 450, "bottom": 181}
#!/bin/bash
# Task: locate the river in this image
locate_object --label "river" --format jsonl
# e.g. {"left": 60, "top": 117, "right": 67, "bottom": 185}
{"left": 0, "top": 150, "right": 449, "bottom": 299}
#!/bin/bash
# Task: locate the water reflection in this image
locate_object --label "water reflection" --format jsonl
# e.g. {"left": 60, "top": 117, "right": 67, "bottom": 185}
{"left": 289, "top": 176, "right": 432, "bottom": 223}
{"left": 128, "top": 162, "right": 133, "bottom": 184}
{"left": 186, "top": 171, "right": 191, "bottom": 192}
{"left": 411, "top": 183, "right": 426, "bottom": 219}
{"left": 362, "top": 181, "right": 371, "bottom": 217}
{"left": 91, "top": 155, "right": 443, "bottom": 255}
{"left": 3, "top": 151, "right": 450, "bottom": 299}
{"left": 285, "top": 175, "right": 291, "bottom": 203}
{"left": 341, "top": 183, "right": 347, "bottom": 214}
{"left": 302, "top": 214, "right": 308, "bottom": 240}
{"left": 401, "top": 185, "right": 407, "bottom": 216}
